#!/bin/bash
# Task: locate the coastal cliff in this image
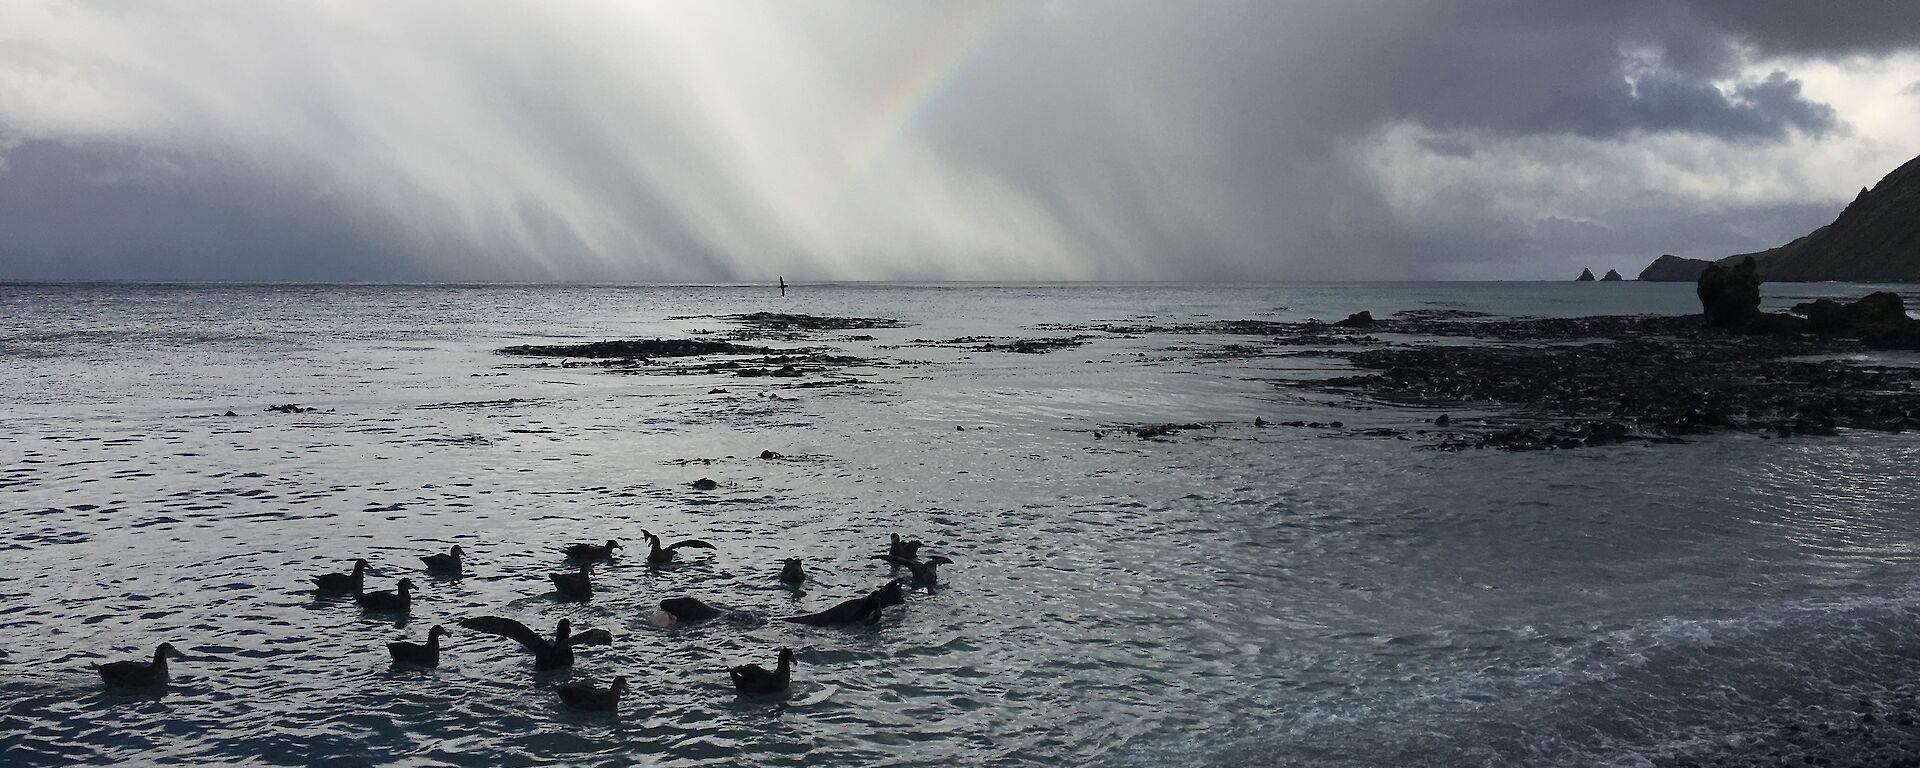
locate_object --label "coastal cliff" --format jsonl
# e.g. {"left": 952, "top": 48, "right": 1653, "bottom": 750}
{"left": 1636, "top": 254, "right": 1712, "bottom": 281}
{"left": 1637, "top": 153, "right": 1920, "bottom": 282}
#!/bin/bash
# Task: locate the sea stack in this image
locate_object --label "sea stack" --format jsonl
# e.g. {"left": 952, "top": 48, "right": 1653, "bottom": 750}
{"left": 1697, "top": 257, "right": 1762, "bottom": 328}
{"left": 1600, "top": 269, "right": 1623, "bottom": 282}
{"left": 1575, "top": 268, "right": 1596, "bottom": 281}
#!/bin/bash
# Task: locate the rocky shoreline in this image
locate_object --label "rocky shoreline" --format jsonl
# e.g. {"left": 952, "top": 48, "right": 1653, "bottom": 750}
{"left": 495, "top": 304, "right": 1920, "bottom": 452}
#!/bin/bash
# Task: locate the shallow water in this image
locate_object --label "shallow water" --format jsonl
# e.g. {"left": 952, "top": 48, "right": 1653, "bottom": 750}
{"left": 3, "top": 282, "right": 1919, "bottom": 767}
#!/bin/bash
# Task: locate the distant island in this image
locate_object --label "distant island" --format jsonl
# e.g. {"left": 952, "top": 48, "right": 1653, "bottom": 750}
{"left": 1637, "top": 152, "right": 1920, "bottom": 282}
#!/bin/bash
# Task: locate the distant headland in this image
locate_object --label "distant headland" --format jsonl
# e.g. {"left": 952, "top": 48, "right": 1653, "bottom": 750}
{"left": 1633, "top": 152, "right": 1920, "bottom": 282}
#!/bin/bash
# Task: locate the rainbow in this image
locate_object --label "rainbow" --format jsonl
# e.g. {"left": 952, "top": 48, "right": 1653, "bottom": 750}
{"left": 846, "top": 1, "right": 1024, "bottom": 177}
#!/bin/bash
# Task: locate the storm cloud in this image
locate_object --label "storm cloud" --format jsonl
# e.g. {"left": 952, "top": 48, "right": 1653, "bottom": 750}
{"left": 0, "top": 1, "right": 1916, "bottom": 281}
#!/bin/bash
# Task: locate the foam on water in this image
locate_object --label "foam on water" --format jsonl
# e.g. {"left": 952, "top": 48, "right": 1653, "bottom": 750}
{"left": 3, "top": 282, "right": 1919, "bottom": 766}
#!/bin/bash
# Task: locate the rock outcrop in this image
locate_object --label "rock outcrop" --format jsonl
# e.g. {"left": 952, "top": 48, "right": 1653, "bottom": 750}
{"left": 1332, "top": 311, "right": 1375, "bottom": 328}
{"left": 1697, "top": 257, "right": 1761, "bottom": 328}
{"left": 1600, "top": 269, "right": 1624, "bottom": 282}
{"left": 1790, "top": 292, "right": 1920, "bottom": 348}
{"left": 1575, "top": 268, "right": 1596, "bottom": 281}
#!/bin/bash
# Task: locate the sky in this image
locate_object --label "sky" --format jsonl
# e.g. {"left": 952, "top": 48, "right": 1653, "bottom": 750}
{"left": 1, "top": 1, "right": 1918, "bottom": 282}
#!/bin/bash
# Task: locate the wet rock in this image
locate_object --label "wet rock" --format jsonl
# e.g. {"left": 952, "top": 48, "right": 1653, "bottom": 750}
{"left": 977, "top": 337, "right": 1090, "bottom": 354}
{"left": 1131, "top": 423, "right": 1209, "bottom": 439}
{"left": 1253, "top": 417, "right": 1266, "bottom": 427}
{"left": 723, "top": 313, "right": 909, "bottom": 331}
{"left": 1697, "top": 256, "right": 1762, "bottom": 328}
{"left": 265, "top": 403, "right": 317, "bottom": 414}
{"left": 1302, "top": 313, "right": 1920, "bottom": 450}
{"left": 689, "top": 478, "right": 719, "bottom": 491}
{"left": 501, "top": 338, "right": 774, "bottom": 358}
{"left": 1333, "top": 311, "right": 1376, "bottom": 328}
{"left": 758, "top": 450, "right": 782, "bottom": 459}
{"left": 707, "top": 388, "right": 728, "bottom": 394}
{"left": 1792, "top": 292, "right": 1919, "bottom": 349}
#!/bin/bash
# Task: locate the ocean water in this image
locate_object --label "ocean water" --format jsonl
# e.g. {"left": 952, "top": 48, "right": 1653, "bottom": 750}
{"left": 2, "top": 281, "right": 1919, "bottom": 767}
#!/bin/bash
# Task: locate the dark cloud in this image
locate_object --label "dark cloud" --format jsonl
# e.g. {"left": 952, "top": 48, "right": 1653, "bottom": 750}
{"left": 0, "top": 2, "right": 1915, "bottom": 281}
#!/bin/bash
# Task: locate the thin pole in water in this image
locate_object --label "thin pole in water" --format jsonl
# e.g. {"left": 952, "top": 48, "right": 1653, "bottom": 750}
{"left": 778, "top": 276, "right": 787, "bottom": 297}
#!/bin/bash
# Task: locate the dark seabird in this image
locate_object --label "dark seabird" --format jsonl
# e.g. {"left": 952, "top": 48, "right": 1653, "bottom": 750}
{"left": 312, "top": 558, "right": 371, "bottom": 594}
{"left": 777, "top": 581, "right": 905, "bottom": 626}
{"left": 93, "top": 642, "right": 184, "bottom": 688}
{"left": 459, "top": 616, "right": 611, "bottom": 671}
{"left": 356, "top": 578, "right": 416, "bottom": 613}
{"left": 887, "top": 533, "right": 924, "bottom": 560}
{"left": 387, "top": 625, "right": 449, "bottom": 666}
{"left": 550, "top": 561, "right": 594, "bottom": 599}
{"left": 555, "top": 676, "right": 628, "bottom": 712}
{"left": 420, "top": 546, "right": 463, "bottom": 576}
{"left": 872, "top": 554, "right": 953, "bottom": 586}
{"left": 562, "top": 539, "right": 622, "bottom": 561}
{"left": 640, "top": 530, "right": 716, "bottom": 565}
{"left": 779, "top": 558, "right": 806, "bottom": 584}
{"left": 728, "top": 647, "right": 795, "bottom": 694}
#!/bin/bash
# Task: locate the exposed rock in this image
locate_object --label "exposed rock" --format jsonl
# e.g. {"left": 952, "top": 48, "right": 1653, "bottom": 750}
{"left": 1636, "top": 254, "right": 1713, "bottom": 282}
{"left": 1793, "top": 292, "right": 1909, "bottom": 333}
{"left": 1576, "top": 268, "right": 1597, "bottom": 281}
{"left": 1301, "top": 313, "right": 1920, "bottom": 450}
{"left": 724, "top": 312, "right": 909, "bottom": 331}
{"left": 758, "top": 450, "right": 782, "bottom": 460}
{"left": 500, "top": 338, "right": 773, "bottom": 358}
{"left": 689, "top": 478, "right": 719, "bottom": 491}
{"left": 1600, "top": 269, "right": 1624, "bottom": 282}
{"left": 1791, "top": 292, "right": 1920, "bottom": 348}
{"left": 1130, "top": 423, "right": 1211, "bottom": 439}
{"left": 265, "top": 403, "right": 317, "bottom": 414}
{"left": 1696, "top": 257, "right": 1761, "bottom": 328}
{"left": 978, "top": 337, "right": 1090, "bottom": 354}
{"left": 1332, "top": 311, "right": 1375, "bottom": 328}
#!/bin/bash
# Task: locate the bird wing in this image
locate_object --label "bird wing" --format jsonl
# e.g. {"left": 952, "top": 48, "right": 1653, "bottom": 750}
{"left": 458, "top": 616, "right": 550, "bottom": 652}
{"left": 871, "top": 554, "right": 926, "bottom": 578}
{"left": 568, "top": 628, "right": 613, "bottom": 647}
{"left": 668, "top": 539, "right": 716, "bottom": 551}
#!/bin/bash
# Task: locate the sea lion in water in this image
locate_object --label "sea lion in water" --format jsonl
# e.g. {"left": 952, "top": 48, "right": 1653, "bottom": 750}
{"left": 652, "top": 597, "right": 741, "bottom": 627}
{"left": 777, "top": 582, "right": 905, "bottom": 626}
